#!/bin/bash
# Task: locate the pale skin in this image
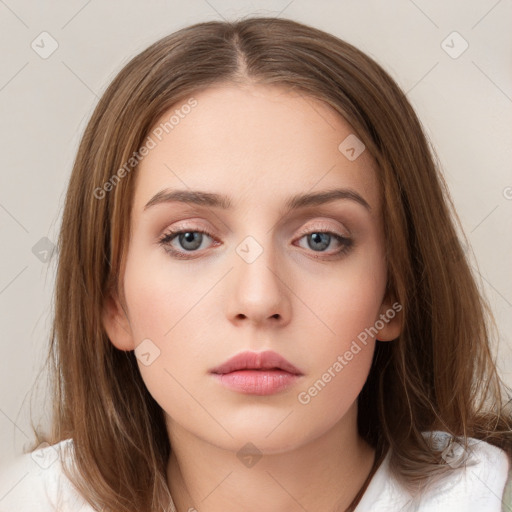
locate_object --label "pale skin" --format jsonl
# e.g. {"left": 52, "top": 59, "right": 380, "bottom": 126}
{"left": 103, "top": 83, "right": 401, "bottom": 512}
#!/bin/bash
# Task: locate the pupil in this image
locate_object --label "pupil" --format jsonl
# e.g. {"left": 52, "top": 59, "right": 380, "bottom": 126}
{"left": 180, "top": 232, "right": 202, "bottom": 250}
{"left": 309, "top": 232, "right": 329, "bottom": 251}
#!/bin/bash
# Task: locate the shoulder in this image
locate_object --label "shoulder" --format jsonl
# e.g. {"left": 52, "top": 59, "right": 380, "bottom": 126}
{"left": 0, "top": 439, "right": 95, "bottom": 512}
{"left": 355, "top": 431, "right": 511, "bottom": 512}
{"left": 422, "top": 432, "right": 510, "bottom": 511}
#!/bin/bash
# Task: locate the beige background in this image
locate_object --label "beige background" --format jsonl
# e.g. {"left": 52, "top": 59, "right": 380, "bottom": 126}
{"left": 0, "top": 0, "right": 511, "bottom": 471}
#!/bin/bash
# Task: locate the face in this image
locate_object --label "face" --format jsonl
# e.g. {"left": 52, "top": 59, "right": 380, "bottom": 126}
{"left": 103, "top": 83, "right": 400, "bottom": 454}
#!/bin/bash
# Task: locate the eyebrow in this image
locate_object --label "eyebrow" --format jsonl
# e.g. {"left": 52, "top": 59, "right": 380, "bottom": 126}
{"left": 144, "top": 187, "right": 371, "bottom": 212}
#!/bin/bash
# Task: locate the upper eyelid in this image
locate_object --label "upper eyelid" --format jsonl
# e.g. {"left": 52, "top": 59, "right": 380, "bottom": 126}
{"left": 161, "top": 221, "right": 350, "bottom": 238}
{"left": 164, "top": 214, "right": 351, "bottom": 232}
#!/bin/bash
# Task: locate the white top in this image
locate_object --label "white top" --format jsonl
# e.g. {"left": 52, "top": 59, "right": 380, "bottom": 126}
{"left": 0, "top": 432, "right": 510, "bottom": 511}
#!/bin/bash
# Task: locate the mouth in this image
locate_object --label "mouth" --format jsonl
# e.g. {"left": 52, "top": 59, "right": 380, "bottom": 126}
{"left": 210, "top": 350, "right": 303, "bottom": 376}
{"left": 210, "top": 350, "right": 303, "bottom": 395}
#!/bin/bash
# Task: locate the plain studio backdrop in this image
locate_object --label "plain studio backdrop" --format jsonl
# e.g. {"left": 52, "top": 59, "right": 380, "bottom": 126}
{"left": 0, "top": 0, "right": 511, "bottom": 469}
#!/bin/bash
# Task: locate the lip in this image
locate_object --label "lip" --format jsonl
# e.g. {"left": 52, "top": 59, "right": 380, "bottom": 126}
{"left": 210, "top": 350, "right": 303, "bottom": 395}
{"left": 210, "top": 350, "right": 303, "bottom": 375}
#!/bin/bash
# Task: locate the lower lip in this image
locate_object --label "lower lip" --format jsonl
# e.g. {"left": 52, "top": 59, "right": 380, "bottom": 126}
{"left": 212, "top": 370, "right": 301, "bottom": 395}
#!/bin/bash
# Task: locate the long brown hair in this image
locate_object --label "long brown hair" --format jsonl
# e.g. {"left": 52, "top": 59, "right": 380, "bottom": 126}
{"left": 29, "top": 16, "right": 511, "bottom": 511}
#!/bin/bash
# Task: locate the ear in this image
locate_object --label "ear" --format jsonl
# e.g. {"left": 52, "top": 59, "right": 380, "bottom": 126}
{"left": 374, "top": 295, "right": 402, "bottom": 342}
{"left": 102, "top": 290, "right": 136, "bottom": 351}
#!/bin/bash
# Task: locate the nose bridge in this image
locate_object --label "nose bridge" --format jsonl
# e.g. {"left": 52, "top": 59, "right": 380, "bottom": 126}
{"left": 227, "top": 228, "right": 290, "bottom": 324}
{"left": 231, "top": 204, "right": 280, "bottom": 276}
{"left": 235, "top": 231, "right": 281, "bottom": 294}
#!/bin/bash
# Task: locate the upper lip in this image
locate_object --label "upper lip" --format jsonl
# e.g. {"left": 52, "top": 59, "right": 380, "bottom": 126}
{"left": 210, "top": 350, "right": 303, "bottom": 375}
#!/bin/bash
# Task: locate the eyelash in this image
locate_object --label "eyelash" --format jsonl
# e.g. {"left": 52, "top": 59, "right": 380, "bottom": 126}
{"left": 158, "top": 224, "right": 354, "bottom": 261}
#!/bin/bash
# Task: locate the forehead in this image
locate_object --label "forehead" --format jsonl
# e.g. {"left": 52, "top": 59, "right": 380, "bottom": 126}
{"left": 133, "top": 83, "right": 379, "bottom": 214}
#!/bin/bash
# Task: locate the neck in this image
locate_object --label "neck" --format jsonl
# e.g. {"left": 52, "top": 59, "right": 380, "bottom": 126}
{"left": 166, "top": 403, "right": 376, "bottom": 512}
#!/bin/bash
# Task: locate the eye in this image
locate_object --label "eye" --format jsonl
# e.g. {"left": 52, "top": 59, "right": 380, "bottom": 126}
{"left": 158, "top": 225, "right": 354, "bottom": 260}
{"left": 295, "top": 229, "right": 353, "bottom": 259}
{"left": 158, "top": 227, "right": 219, "bottom": 260}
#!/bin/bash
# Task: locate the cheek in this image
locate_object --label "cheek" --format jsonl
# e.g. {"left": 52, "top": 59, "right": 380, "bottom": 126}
{"left": 292, "top": 241, "right": 385, "bottom": 407}
{"left": 294, "top": 340, "right": 374, "bottom": 444}
{"left": 299, "top": 239, "right": 387, "bottom": 344}
{"left": 122, "top": 241, "right": 213, "bottom": 341}
{"left": 121, "top": 245, "right": 215, "bottom": 406}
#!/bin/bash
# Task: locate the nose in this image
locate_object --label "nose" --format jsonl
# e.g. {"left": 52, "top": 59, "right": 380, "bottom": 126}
{"left": 225, "top": 236, "right": 291, "bottom": 328}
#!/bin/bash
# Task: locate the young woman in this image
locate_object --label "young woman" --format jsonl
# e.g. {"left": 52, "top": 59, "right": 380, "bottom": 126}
{"left": 1, "top": 16, "right": 510, "bottom": 512}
